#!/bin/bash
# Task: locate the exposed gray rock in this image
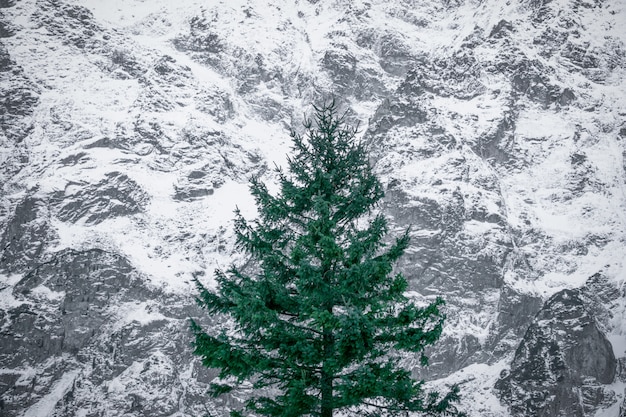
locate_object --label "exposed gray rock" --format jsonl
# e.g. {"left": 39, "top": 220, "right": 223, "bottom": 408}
{"left": 381, "top": 174, "right": 509, "bottom": 298}
{"left": 356, "top": 29, "right": 415, "bottom": 77}
{"left": 130, "top": 117, "right": 172, "bottom": 155}
{"left": 524, "top": 0, "right": 625, "bottom": 84}
{"left": 494, "top": 285, "right": 543, "bottom": 345}
{"left": 580, "top": 272, "right": 623, "bottom": 351}
{"left": 0, "top": 80, "right": 38, "bottom": 118}
{"left": 107, "top": 47, "right": 145, "bottom": 79}
{"left": 322, "top": 34, "right": 389, "bottom": 100}
{"left": 32, "top": 0, "right": 104, "bottom": 51}
{"left": 0, "top": 0, "right": 17, "bottom": 8}
{"left": 562, "top": 41, "right": 600, "bottom": 70}
{"left": 489, "top": 20, "right": 513, "bottom": 39}
{"left": 135, "top": 83, "right": 176, "bottom": 111}
{"left": 473, "top": 108, "right": 517, "bottom": 165}
{"left": 0, "top": 11, "right": 15, "bottom": 37}
{"left": 172, "top": 11, "right": 231, "bottom": 79}
{"left": 194, "top": 86, "right": 235, "bottom": 122}
{"left": 376, "top": 32, "right": 415, "bottom": 76}
{"left": 0, "top": 43, "right": 39, "bottom": 142}
{"left": 173, "top": 184, "right": 214, "bottom": 201}
{"left": 367, "top": 78, "right": 428, "bottom": 137}
{"left": 408, "top": 51, "right": 485, "bottom": 100}
{"left": 322, "top": 48, "right": 357, "bottom": 92}
{"left": 566, "top": 150, "right": 608, "bottom": 195}
{"left": 173, "top": 14, "right": 224, "bottom": 55}
{"left": 0, "top": 42, "right": 10, "bottom": 69}
{"left": 482, "top": 16, "right": 576, "bottom": 109}
{"left": 498, "top": 51, "right": 566, "bottom": 108}
{"left": 496, "top": 288, "right": 617, "bottom": 417}
{"left": 0, "top": 196, "right": 55, "bottom": 274}
{"left": 1, "top": 249, "right": 137, "bottom": 413}
{"left": 0, "top": 248, "right": 222, "bottom": 417}
{"left": 420, "top": 333, "right": 489, "bottom": 379}
{"left": 52, "top": 172, "right": 149, "bottom": 225}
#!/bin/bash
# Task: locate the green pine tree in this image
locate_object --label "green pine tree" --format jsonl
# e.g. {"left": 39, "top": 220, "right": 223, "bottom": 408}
{"left": 190, "top": 101, "right": 463, "bottom": 417}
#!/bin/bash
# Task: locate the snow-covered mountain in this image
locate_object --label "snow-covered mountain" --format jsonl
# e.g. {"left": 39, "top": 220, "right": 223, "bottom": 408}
{"left": 1, "top": 0, "right": 625, "bottom": 416}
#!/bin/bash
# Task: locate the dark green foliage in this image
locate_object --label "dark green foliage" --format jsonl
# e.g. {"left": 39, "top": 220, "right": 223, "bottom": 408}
{"left": 191, "top": 101, "right": 463, "bottom": 417}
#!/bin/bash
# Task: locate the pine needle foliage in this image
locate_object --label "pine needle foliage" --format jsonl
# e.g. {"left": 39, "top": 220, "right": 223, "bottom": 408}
{"left": 190, "top": 101, "right": 463, "bottom": 417}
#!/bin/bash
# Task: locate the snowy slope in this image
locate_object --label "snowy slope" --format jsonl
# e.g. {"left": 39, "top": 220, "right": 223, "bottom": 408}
{"left": 1, "top": 0, "right": 625, "bottom": 416}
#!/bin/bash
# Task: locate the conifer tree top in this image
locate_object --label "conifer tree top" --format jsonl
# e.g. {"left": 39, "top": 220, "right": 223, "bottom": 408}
{"left": 191, "top": 101, "right": 463, "bottom": 417}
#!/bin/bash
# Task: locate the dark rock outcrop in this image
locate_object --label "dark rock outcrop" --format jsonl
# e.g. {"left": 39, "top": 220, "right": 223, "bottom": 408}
{"left": 0, "top": 0, "right": 17, "bottom": 9}
{"left": 32, "top": 0, "right": 104, "bottom": 51}
{"left": 1, "top": 249, "right": 141, "bottom": 414}
{"left": 496, "top": 288, "right": 617, "bottom": 417}
{"left": 52, "top": 172, "right": 149, "bottom": 225}
{"left": 0, "top": 196, "right": 55, "bottom": 273}
{"left": 0, "top": 43, "right": 39, "bottom": 143}
{"left": 0, "top": 11, "right": 15, "bottom": 37}
{"left": 495, "top": 285, "right": 543, "bottom": 344}
{"left": 0, "top": 248, "right": 217, "bottom": 417}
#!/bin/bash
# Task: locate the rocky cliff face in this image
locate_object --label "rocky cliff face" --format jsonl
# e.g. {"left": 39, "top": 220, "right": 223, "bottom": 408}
{"left": 0, "top": 0, "right": 625, "bottom": 416}
{"left": 496, "top": 286, "right": 617, "bottom": 417}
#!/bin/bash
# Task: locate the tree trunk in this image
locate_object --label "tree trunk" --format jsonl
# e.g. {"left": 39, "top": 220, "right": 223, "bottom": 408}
{"left": 321, "top": 366, "right": 333, "bottom": 417}
{"left": 321, "top": 301, "right": 334, "bottom": 417}
{"left": 321, "top": 239, "right": 335, "bottom": 417}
